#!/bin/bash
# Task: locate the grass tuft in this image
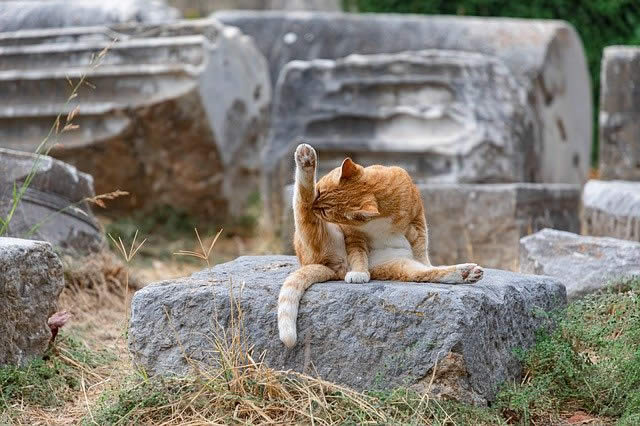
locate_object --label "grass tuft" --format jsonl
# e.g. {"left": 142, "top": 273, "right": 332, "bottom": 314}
{"left": 86, "top": 281, "right": 503, "bottom": 425}
{"left": 496, "top": 276, "right": 640, "bottom": 424}
{"left": 0, "top": 334, "right": 113, "bottom": 418}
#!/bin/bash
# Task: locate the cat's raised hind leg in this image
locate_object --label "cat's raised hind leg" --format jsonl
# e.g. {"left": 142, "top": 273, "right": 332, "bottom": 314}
{"left": 370, "top": 258, "right": 483, "bottom": 284}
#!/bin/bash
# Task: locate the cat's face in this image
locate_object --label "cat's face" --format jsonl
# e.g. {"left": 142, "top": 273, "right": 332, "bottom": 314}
{"left": 312, "top": 158, "right": 380, "bottom": 225}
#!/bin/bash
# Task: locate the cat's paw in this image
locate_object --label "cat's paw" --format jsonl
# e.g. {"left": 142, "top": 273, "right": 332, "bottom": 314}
{"left": 457, "top": 263, "right": 484, "bottom": 283}
{"left": 295, "top": 143, "right": 316, "bottom": 171}
{"left": 345, "top": 271, "right": 370, "bottom": 284}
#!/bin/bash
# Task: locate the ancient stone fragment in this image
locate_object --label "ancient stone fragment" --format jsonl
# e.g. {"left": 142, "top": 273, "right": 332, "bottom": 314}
{"left": 582, "top": 180, "right": 640, "bottom": 242}
{"left": 0, "top": 0, "right": 179, "bottom": 32}
{"left": 0, "top": 19, "right": 270, "bottom": 218}
{"left": 129, "top": 255, "right": 566, "bottom": 404}
{"left": 599, "top": 47, "right": 640, "bottom": 181}
{"left": 520, "top": 229, "right": 640, "bottom": 299}
{"left": 0, "top": 238, "right": 64, "bottom": 366}
{"left": 0, "top": 148, "right": 103, "bottom": 254}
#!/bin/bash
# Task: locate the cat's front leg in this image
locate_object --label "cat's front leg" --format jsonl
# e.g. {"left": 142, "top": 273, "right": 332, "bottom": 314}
{"left": 293, "top": 143, "right": 320, "bottom": 224}
{"left": 343, "top": 229, "right": 370, "bottom": 283}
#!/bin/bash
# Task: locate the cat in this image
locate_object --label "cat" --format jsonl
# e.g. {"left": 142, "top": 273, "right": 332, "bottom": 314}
{"left": 278, "top": 143, "right": 484, "bottom": 348}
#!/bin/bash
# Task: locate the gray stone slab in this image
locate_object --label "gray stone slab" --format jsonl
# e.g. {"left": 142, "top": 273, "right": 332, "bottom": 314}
{"left": 520, "top": 229, "right": 640, "bottom": 300}
{"left": 0, "top": 0, "right": 179, "bottom": 32}
{"left": 582, "top": 180, "right": 640, "bottom": 242}
{"left": 599, "top": 47, "right": 640, "bottom": 181}
{"left": 129, "top": 255, "right": 566, "bottom": 404}
{"left": 0, "top": 148, "right": 103, "bottom": 254}
{"left": 0, "top": 237, "right": 64, "bottom": 366}
{"left": 282, "top": 183, "right": 581, "bottom": 271}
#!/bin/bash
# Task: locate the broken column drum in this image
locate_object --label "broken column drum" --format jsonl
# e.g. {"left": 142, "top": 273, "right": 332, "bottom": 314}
{"left": 0, "top": 19, "right": 271, "bottom": 218}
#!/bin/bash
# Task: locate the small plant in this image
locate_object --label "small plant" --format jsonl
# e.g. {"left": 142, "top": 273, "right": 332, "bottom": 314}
{"left": 496, "top": 276, "right": 640, "bottom": 424}
{"left": 108, "top": 230, "right": 147, "bottom": 322}
{"left": 173, "top": 228, "right": 223, "bottom": 267}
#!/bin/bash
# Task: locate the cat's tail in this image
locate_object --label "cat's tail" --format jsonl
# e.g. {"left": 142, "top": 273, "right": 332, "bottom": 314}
{"left": 278, "top": 264, "right": 336, "bottom": 348}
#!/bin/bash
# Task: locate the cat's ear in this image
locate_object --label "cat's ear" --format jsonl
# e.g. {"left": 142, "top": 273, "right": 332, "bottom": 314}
{"left": 348, "top": 202, "right": 380, "bottom": 220}
{"left": 340, "top": 158, "right": 360, "bottom": 180}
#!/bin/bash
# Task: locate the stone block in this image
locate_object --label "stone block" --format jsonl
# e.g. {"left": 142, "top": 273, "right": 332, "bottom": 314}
{"left": 520, "top": 229, "right": 640, "bottom": 300}
{"left": 217, "top": 12, "right": 592, "bottom": 222}
{"left": 582, "top": 180, "right": 640, "bottom": 242}
{"left": 0, "top": 237, "right": 64, "bottom": 366}
{"left": 0, "top": 0, "right": 179, "bottom": 32}
{"left": 0, "top": 148, "right": 103, "bottom": 254}
{"left": 129, "top": 255, "right": 566, "bottom": 404}
{"left": 599, "top": 47, "right": 640, "bottom": 181}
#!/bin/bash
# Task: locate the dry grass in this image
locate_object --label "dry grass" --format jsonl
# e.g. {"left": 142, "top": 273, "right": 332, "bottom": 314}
{"left": 173, "top": 228, "right": 223, "bottom": 266}
{"left": 60, "top": 250, "right": 140, "bottom": 317}
{"left": 87, "top": 283, "right": 496, "bottom": 426}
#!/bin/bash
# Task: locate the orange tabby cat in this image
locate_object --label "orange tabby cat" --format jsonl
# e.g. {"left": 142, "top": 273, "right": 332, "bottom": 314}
{"left": 278, "top": 143, "right": 484, "bottom": 348}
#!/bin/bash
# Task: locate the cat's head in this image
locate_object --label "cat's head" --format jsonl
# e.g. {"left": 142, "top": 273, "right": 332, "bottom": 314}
{"left": 312, "top": 158, "right": 380, "bottom": 225}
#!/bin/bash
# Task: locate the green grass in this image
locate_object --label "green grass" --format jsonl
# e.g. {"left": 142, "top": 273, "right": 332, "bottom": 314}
{"left": 0, "top": 334, "right": 114, "bottom": 417}
{"left": 496, "top": 276, "right": 640, "bottom": 424}
{"left": 86, "top": 377, "right": 174, "bottom": 425}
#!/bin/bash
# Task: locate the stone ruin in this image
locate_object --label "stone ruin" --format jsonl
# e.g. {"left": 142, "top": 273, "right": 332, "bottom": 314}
{"left": 0, "top": 18, "right": 270, "bottom": 220}
{"left": 0, "top": 238, "right": 64, "bottom": 366}
{"left": 599, "top": 46, "right": 640, "bottom": 182}
{"left": 129, "top": 255, "right": 566, "bottom": 405}
{"left": 215, "top": 11, "right": 593, "bottom": 232}
{"left": 0, "top": 0, "right": 179, "bottom": 32}
{"left": 517, "top": 46, "right": 640, "bottom": 300}
{"left": 521, "top": 229, "right": 640, "bottom": 299}
{"left": 576, "top": 47, "right": 640, "bottom": 245}
{"left": 274, "top": 50, "right": 535, "bottom": 186}
{"left": 582, "top": 180, "right": 640, "bottom": 242}
{"left": 0, "top": 148, "right": 104, "bottom": 255}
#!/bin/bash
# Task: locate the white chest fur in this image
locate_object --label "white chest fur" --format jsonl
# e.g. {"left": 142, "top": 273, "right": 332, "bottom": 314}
{"left": 327, "top": 222, "right": 347, "bottom": 258}
{"left": 359, "top": 218, "right": 413, "bottom": 267}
